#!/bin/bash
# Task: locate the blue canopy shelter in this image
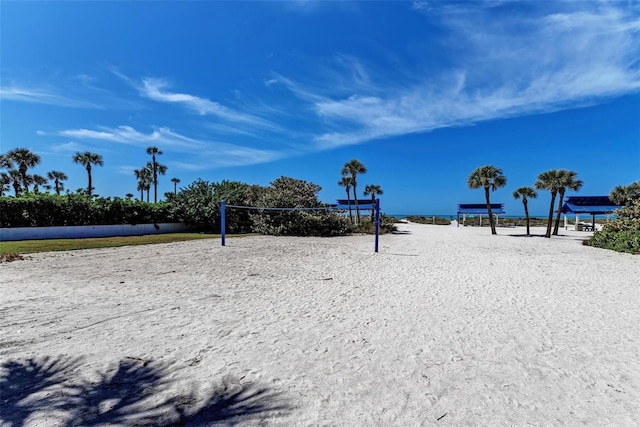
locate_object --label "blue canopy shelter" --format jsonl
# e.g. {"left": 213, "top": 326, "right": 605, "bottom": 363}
{"left": 457, "top": 203, "right": 505, "bottom": 227}
{"left": 561, "top": 196, "right": 621, "bottom": 231}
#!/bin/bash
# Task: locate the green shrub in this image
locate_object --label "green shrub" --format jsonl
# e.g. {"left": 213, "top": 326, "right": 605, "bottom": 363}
{"left": 591, "top": 199, "right": 640, "bottom": 254}
{"left": 0, "top": 193, "right": 174, "bottom": 227}
{"left": 250, "top": 177, "right": 350, "bottom": 237}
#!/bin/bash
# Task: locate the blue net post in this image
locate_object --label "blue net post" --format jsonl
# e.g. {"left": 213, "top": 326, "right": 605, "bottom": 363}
{"left": 374, "top": 198, "right": 380, "bottom": 253}
{"left": 221, "top": 200, "right": 226, "bottom": 246}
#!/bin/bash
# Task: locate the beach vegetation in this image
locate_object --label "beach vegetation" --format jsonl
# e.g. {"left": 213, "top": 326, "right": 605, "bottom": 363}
{"left": 404, "top": 216, "right": 451, "bottom": 225}
{"left": 72, "top": 151, "right": 104, "bottom": 197}
{"left": 512, "top": 186, "right": 537, "bottom": 235}
{"left": 467, "top": 165, "right": 507, "bottom": 235}
{"left": 250, "top": 176, "right": 350, "bottom": 237}
{"left": 338, "top": 176, "right": 354, "bottom": 224}
{"left": 610, "top": 181, "right": 640, "bottom": 206}
{"left": 47, "top": 170, "right": 68, "bottom": 195}
{"left": 351, "top": 215, "right": 398, "bottom": 234}
{"left": 4, "top": 148, "right": 41, "bottom": 193}
{"left": 341, "top": 159, "right": 367, "bottom": 224}
{"left": 0, "top": 193, "right": 173, "bottom": 228}
{"left": 535, "top": 169, "right": 563, "bottom": 238}
{"left": 552, "top": 170, "right": 583, "bottom": 236}
{"left": 171, "top": 177, "right": 181, "bottom": 194}
{"left": 134, "top": 167, "right": 153, "bottom": 202}
{"left": 146, "top": 146, "right": 167, "bottom": 203}
{"left": 591, "top": 199, "right": 640, "bottom": 254}
{"left": 363, "top": 184, "right": 383, "bottom": 220}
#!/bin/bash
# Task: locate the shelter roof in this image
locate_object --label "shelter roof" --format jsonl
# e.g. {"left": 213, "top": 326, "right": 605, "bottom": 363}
{"left": 336, "top": 199, "right": 374, "bottom": 206}
{"left": 457, "top": 203, "right": 505, "bottom": 214}
{"left": 561, "top": 196, "right": 621, "bottom": 214}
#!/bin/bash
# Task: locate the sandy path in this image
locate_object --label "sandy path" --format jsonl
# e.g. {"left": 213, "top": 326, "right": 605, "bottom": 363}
{"left": 1, "top": 223, "right": 639, "bottom": 425}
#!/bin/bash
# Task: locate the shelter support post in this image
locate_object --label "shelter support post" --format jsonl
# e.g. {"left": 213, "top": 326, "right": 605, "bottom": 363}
{"left": 575, "top": 213, "right": 580, "bottom": 231}
{"left": 564, "top": 214, "right": 568, "bottom": 230}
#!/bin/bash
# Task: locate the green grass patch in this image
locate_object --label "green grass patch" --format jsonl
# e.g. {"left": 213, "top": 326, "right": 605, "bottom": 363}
{"left": 0, "top": 233, "right": 224, "bottom": 255}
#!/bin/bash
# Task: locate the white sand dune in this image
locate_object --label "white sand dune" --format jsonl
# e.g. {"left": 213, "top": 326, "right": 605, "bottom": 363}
{"left": 1, "top": 223, "right": 639, "bottom": 425}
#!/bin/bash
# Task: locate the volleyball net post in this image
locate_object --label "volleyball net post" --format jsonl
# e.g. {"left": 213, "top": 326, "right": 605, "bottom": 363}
{"left": 221, "top": 200, "right": 226, "bottom": 246}
{"left": 374, "top": 198, "right": 380, "bottom": 253}
{"left": 220, "top": 199, "right": 381, "bottom": 253}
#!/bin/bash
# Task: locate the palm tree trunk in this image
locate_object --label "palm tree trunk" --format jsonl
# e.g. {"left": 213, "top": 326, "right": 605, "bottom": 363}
{"left": 345, "top": 189, "right": 353, "bottom": 224}
{"left": 552, "top": 191, "right": 565, "bottom": 235}
{"left": 545, "top": 192, "right": 557, "bottom": 238}
{"left": 524, "top": 200, "right": 530, "bottom": 236}
{"left": 146, "top": 188, "right": 150, "bottom": 203}
{"left": 484, "top": 186, "right": 496, "bottom": 235}
{"left": 174, "top": 183, "right": 177, "bottom": 194}
{"left": 371, "top": 194, "right": 376, "bottom": 220}
{"left": 87, "top": 166, "right": 92, "bottom": 196}
{"left": 353, "top": 182, "right": 360, "bottom": 224}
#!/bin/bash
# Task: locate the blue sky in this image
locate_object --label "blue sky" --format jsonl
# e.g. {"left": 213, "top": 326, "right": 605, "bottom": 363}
{"left": 1, "top": 1, "right": 639, "bottom": 215}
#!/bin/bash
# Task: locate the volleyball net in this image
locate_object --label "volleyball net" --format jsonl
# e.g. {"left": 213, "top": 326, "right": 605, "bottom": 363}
{"left": 220, "top": 199, "right": 381, "bottom": 252}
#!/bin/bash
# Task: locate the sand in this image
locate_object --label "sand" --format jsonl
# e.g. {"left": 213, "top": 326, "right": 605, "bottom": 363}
{"left": 1, "top": 222, "right": 639, "bottom": 426}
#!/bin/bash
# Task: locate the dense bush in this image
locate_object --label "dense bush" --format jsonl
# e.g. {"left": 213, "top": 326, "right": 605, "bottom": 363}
{"left": 0, "top": 193, "right": 173, "bottom": 227}
{"left": 250, "top": 177, "right": 350, "bottom": 237}
{"left": 591, "top": 199, "right": 640, "bottom": 254}
{"left": 166, "top": 179, "right": 257, "bottom": 232}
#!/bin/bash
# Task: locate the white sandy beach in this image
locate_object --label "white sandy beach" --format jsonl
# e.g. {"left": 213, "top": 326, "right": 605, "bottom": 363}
{"left": 1, "top": 222, "right": 639, "bottom": 426}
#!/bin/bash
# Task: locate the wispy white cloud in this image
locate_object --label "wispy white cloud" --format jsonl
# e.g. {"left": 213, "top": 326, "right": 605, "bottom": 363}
{"left": 0, "top": 86, "right": 98, "bottom": 108}
{"left": 139, "top": 78, "right": 278, "bottom": 130}
{"left": 50, "top": 141, "right": 85, "bottom": 152}
{"left": 57, "top": 125, "right": 281, "bottom": 168}
{"left": 58, "top": 126, "right": 203, "bottom": 149}
{"left": 276, "top": 2, "right": 640, "bottom": 149}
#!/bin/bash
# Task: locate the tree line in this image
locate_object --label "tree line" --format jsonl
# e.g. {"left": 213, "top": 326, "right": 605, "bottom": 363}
{"left": 467, "top": 164, "right": 639, "bottom": 238}
{"left": 0, "top": 147, "right": 180, "bottom": 203}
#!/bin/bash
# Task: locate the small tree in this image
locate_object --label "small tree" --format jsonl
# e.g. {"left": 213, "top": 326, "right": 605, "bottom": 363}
{"left": 338, "top": 176, "right": 354, "bottom": 224}
{"left": 32, "top": 174, "right": 48, "bottom": 193}
{"left": 512, "top": 186, "right": 537, "bottom": 236}
{"left": 341, "top": 159, "right": 367, "bottom": 224}
{"left": 6, "top": 148, "right": 41, "bottom": 193}
{"left": 610, "top": 181, "right": 640, "bottom": 206}
{"left": 363, "top": 184, "right": 383, "bottom": 220}
{"left": 171, "top": 177, "right": 181, "bottom": 194}
{"left": 535, "top": 169, "right": 562, "bottom": 238}
{"left": 467, "top": 165, "right": 507, "bottom": 235}
{"left": 552, "top": 170, "right": 583, "bottom": 235}
{"left": 73, "top": 151, "right": 104, "bottom": 196}
{"left": 47, "top": 171, "right": 68, "bottom": 195}
{"left": 146, "top": 146, "right": 167, "bottom": 203}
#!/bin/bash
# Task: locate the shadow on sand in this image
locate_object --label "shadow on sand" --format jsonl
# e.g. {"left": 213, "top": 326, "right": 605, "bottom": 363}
{"left": 0, "top": 356, "right": 291, "bottom": 426}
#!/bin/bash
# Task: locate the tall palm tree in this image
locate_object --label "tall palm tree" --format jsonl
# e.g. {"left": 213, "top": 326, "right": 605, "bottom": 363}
{"left": 341, "top": 159, "right": 367, "bottom": 224}
{"left": 363, "top": 184, "right": 383, "bottom": 220}
{"left": 47, "top": 171, "right": 68, "bottom": 195}
{"left": 338, "top": 176, "right": 354, "bottom": 223}
{"left": 610, "top": 181, "right": 640, "bottom": 206}
{"left": 146, "top": 146, "right": 167, "bottom": 203}
{"left": 72, "top": 151, "right": 104, "bottom": 196}
{"left": 171, "top": 177, "right": 181, "bottom": 194}
{"left": 552, "top": 170, "right": 583, "bottom": 235}
{"left": 6, "top": 148, "right": 41, "bottom": 193}
{"left": 134, "top": 167, "right": 152, "bottom": 202}
{"left": 512, "top": 186, "right": 537, "bottom": 236}
{"left": 467, "top": 165, "right": 507, "bottom": 235}
{"left": 32, "top": 174, "right": 48, "bottom": 194}
{"left": 535, "top": 169, "right": 563, "bottom": 238}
